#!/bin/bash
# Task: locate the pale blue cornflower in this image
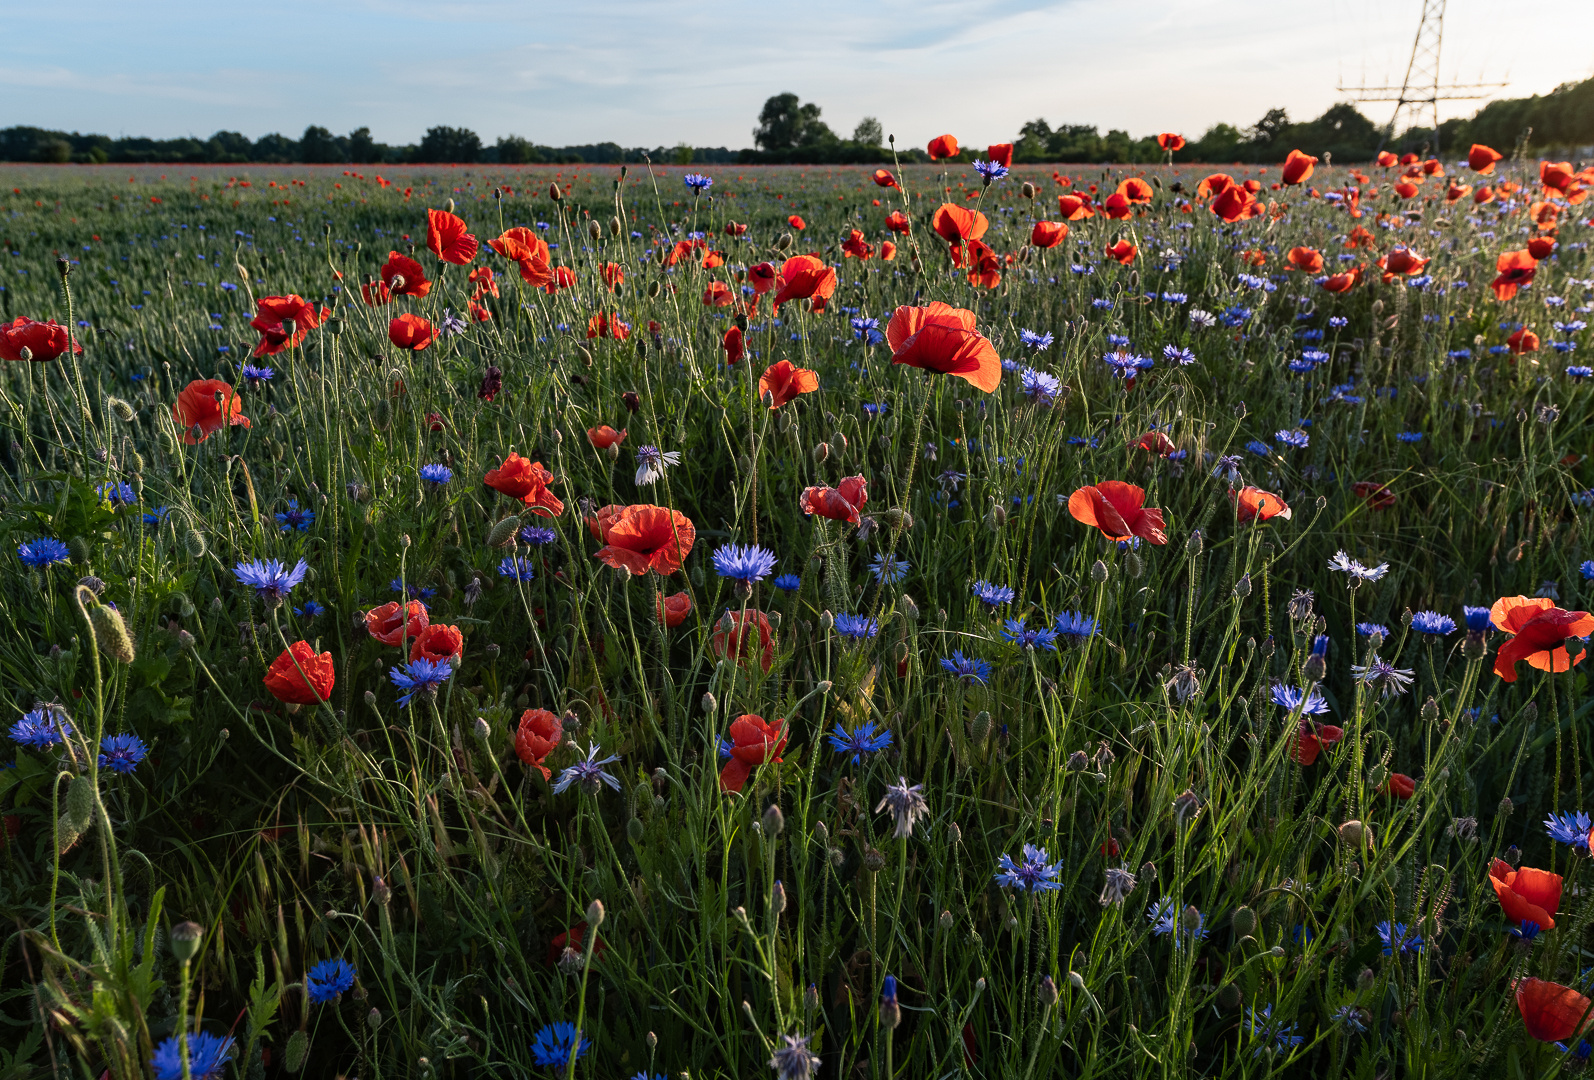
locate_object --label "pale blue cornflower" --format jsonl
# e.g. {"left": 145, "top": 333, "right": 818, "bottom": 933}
{"left": 994, "top": 844, "right": 1063, "bottom": 891}
{"left": 713, "top": 543, "right": 778, "bottom": 585}
{"left": 233, "top": 558, "right": 309, "bottom": 606}
{"left": 553, "top": 744, "right": 622, "bottom": 795}
{"left": 869, "top": 553, "right": 909, "bottom": 584}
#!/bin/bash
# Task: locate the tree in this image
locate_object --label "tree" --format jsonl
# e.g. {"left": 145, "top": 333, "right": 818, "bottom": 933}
{"left": 416, "top": 126, "right": 481, "bottom": 163}
{"left": 206, "top": 131, "right": 253, "bottom": 162}
{"left": 300, "top": 126, "right": 346, "bottom": 164}
{"left": 754, "top": 93, "right": 834, "bottom": 151}
{"left": 348, "top": 127, "right": 379, "bottom": 163}
{"left": 1248, "top": 108, "right": 1291, "bottom": 147}
{"left": 851, "top": 117, "right": 883, "bottom": 146}
{"left": 252, "top": 133, "right": 299, "bottom": 163}
{"left": 496, "top": 135, "right": 539, "bottom": 164}
{"left": 35, "top": 138, "right": 71, "bottom": 163}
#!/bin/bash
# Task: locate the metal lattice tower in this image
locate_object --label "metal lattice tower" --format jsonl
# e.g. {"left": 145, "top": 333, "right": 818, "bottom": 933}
{"left": 1338, "top": 0, "right": 1506, "bottom": 154}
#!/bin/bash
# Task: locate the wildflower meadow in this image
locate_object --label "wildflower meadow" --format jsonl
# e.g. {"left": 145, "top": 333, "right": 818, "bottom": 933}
{"left": 3, "top": 139, "right": 1594, "bottom": 1079}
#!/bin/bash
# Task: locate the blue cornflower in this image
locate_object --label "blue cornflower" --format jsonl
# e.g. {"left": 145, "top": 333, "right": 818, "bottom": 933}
{"left": 869, "top": 553, "right": 909, "bottom": 584}
{"left": 1211, "top": 455, "right": 1243, "bottom": 485}
{"left": 1546, "top": 810, "right": 1592, "bottom": 849}
{"left": 293, "top": 600, "right": 325, "bottom": 618}
{"left": 275, "top": 499, "right": 314, "bottom": 532}
{"left": 389, "top": 579, "right": 436, "bottom": 600}
{"left": 519, "top": 525, "right": 558, "bottom": 546}
{"left": 994, "top": 843, "right": 1063, "bottom": 891}
{"left": 553, "top": 744, "right": 622, "bottom": 795}
{"left": 1508, "top": 920, "right": 1542, "bottom": 943}
{"left": 973, "top": 159, "right": 1009, "bottom": 182}
{"left": 1107, "top": 334, "right": 1131, "bottom": 348}
{"left": 683, "top": 173, "right": 713, "bottom": 192}
{"left": 862, "top": 403, "right": 889, "bottom": 418}
{"left": 1463, "top": 605, "right": 1492, "bottom": 632}
{"left": 1019, "top": 367, "right": 1062, "bottom": 404}
{"left": 1375, "top": 920, "right": 1423, "bottom": 955}
{"left": 1568, "top": 365, "right": 1594, "bottom": 380}
{"left": 834, "top": 613, "right": 879, "bottom": 641}
{"left": 1019, "top": 328, "right": 1054, "bottom": 350}
{"left": 233, "top": 558, "right": 308, "bottom": 605}
{"left": 240, "top": 362, "right": 273, "bottom": 387}
{"left": 1246, "top": 1006, "right": 1304, "bottom": 1056}
{"left": 151, "top": 1032, "right": 234, "bottom": 1080}
{"left": 1328, "top": 550, "right": 1389, "bottom": 581}
{"left": 1332, "top": 1005, "right": 1367, "bottom": 1033}
{"left": 1271, "top": 684, "right": 1329, "bottom": 715}
{"left": 971, "top": 580, "right": 1015, "bottom": 608}
{"left": 773, "top": 573, "right": 801, "bottom": 592}
{"left": 499, "top": 555, "right": 536, "bottom": 582}
{"left": 98, "top": 733, "right": 149, "bottom": 774}
{"left": 1356, "top": 621, "right": 1390, "bottom": 638}
{"left": 1396, "top": 431, "right": 1423, "bottom": 443}
{"left": 1162, "top": 344, "right": 1196, "bottom": 365}
{"left": 530, "top": 1022, "right": 591, "bottom": 1068}
{"left": 1274, "top": 429, "right": 1309, "bottom": 449}
{"left": 1103, "top": 352, "right": 1143, "bottom": 379}
{"left": 143, "top": 506, "right": 171, "bottom": 526}
{"left": 1148, "top": 899, "right": 1209, "bottom": 947}
{"left": 1001, "top": 617, "right": 1059, "bottom": 651}
{"left": 939, "top": 650, "right": 991, "bottom": 684}
{"left": 10, "top": 705, "right": 72, "bottom": 749}
{"left": 1351, "top": 654, "right": 1415, "bottom": 697}
{"left": 828, "top": 720, "right": 893, "bottom": 763}
{"left": 1245, "top": 439, "right": 1272, "bottom": 457}
{"left": 713, "top": 543, "right": 778, "bottom": 585}
{"left": 1411, "top": 610, "right": 1456, "bottom": 635}
{"left": 305, "top": 957, "right": 357, "bottom": 1003}
{"left": 419, "top": 463, "right": 453, "bottom": 484}
{"left": 1328, "top": 316, "right": 1348, "bottom": 329}
{"left": 1053, "top": 610, "right": 1097, "bottom": 646}
{"left": 388, "top": 658, "right": 453, "bottom": 706}
{"left": 1161, "top": 291, "right": 1188, "bottom": 304}
{"left": 18, "top": 537, "right": 71, "bottom": 568}
{"left": 769, "top": 1034, "right": 821, "bottom": 1080}
{"left": 98, "top": 481, "right": 137, "bottom": 507}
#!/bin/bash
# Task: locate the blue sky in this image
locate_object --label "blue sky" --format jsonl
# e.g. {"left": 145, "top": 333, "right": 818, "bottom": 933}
{"left": 2, "top": 0, "right": 1589, "bottom": 148}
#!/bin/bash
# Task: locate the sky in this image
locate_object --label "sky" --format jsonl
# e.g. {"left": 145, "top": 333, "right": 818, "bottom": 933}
{"left": 2, "top": 0, "right": 1590, "bottom": 149}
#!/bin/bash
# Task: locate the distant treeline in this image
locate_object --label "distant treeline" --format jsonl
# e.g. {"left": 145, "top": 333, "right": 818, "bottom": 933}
{"left": 4, "top": 76, "right": 1591, "bottom": 168}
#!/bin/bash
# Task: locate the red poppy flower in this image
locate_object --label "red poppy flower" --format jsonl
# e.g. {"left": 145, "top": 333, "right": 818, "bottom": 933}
{"left": 1467, "top": 144, "right": 1502, "bottom": 174}
{"left": 1516, "top": 978, "right": 1593, "bottom": 1042}
{"left": 884, "top": 211, "right": 910, "bottom": 235}
{"left": 547, "top": 921, "right": 605, "bottom": 966}
{"left": 1211, "top": 185, "right": 1260, "bottom": 222}
{"left": 467, "top": 300, "right": 492, "bottom": 323}
{"left": 380, "top": 251, "right": 432, "bottom": 297}
{"left": 1156, "top": 133, "right": 1186, "bottom": 152}
{"left": 787, "top": 215, "right": 806, "bottom": 230}
{"left": 1280, "top": 149, "right": 1317, "bottom": 186}
{"left": 880, "top": 241, "right": 897, "bottom": 261}
{"left": 1058, "top": 194, "right": 1094, "bottom": 220}
{"left": 759, "top": 360, "right": 819, "bottom": 409}
{"left": 488, "top": 227, "right": 553, "bottom": 288}
{"left": 800, "top": 476, "right": 868, "bottom": 524}
{"left": 360, "top": 280, "right": 391, "bottom": 306}
{"left": 927, "top": 134, "right": 959, "bottom": 160}
{"left": 701, "top": 250, "right": 726, "bottom": 270}
{"left": 586, "top": 311, "right": 630, "bottom": 340}
{"left": 986, "top": 143, "right": 1014, "bottom": 167}
{"left": 1491, "top": 250, "right": 1538, "bottom": 301}
{"left": 1345, "top": 225, "right": 1374, "bottom": 248}
{"left": 872, "top": 169, "right": 896, "bottom": 188}
{"left": 1376, "top": 151, "right": 1397, "bottom": 167}
{"left": 388, "top": 313, "right": 435, "bottom": 351}
{"left": 961, "top": 238, "right": 1001, "bottom": 289}
{"left": 1392, "top": 181, "right": 1419, "bottom": 199}
{"left": 1195, "top": 173, "right": 1235, "bottom": 199}
{"left": 772, "top": 255, "right": 837, "bottom": 314}
{"left": 1104, "top": 240, "right": 1137, "bottom": 265}
{"left": 1291, "top": 721, "right": 1343, "bottom": 766}
{"left": 365, "top": 600, "right": 429, "bottom": 647}
{"left": 713, "top": 610, "right": 775, "bottom": 673}
{"left": 724, "top": 221, "right": 748, "bottom": 236}
{"left": 1541, "top": 161, "right": 1576, "bottom": 194}
{"left": 1231, "top": 486, "right": 1291, "bottom": 523}
{"left": 718, "top": 714, "right": 787, "bottom": 792}
{"left": 1445, "top": 183, "right": 1472, "bottom": 203}
{"left": 886, "top": 301, "right": 1002, "bottom": 393}
{"left": 0, "top": 317, "right": 80, "bottom": 362}
{"left": 1101, "top": 192, "right": 1132, "bottom": 220}
{"left": 721, "top": 325, "right": 744, "bottom": 365}
{"left": 600, "top": 262, "right": 624, "bottom": 291}
{"left": 1508, "top": 328, "right": 1540, "bottom": 354}
{"left": 545, "top": 266, "right": 577, "bottom": 294}
{"left": 172, "top": 378, "right": 250, "bottom": 444}
{"left": 1130, "top": 431, "right": 1175, "bottom": 457}
{"left": 1319, "top": 267, "right": 1364, "bottom": 293}
{"left": 1352, "top": 480, "right": 1396, "bottom": 509}
{"left": 1528, "top": 236, "right": 1558, "bottom": 261}
{"left": 1491, "top": 859, "right": 1562, "bottom": 930}
{"left": 1422, "top": 158, "right": 1444, "bottom": 176}
{"left": 1030, "top": 221, "right": 1068, "bottom": 248}
{"left": 1286, "top": 247, "right": 1323, "bottom": 273}
{"left": 841, "top": 229, "right": 874, "bottom": 259}
{"left": 593, "top": 504, "right": 696, "bottom": 575}
{"left": 1473, "top": 185, "right": 1496, "bottom": 205}
{"left": 748, "top": 262, "right": 778, "bottom": 293}
{"left": 1068, "top": 482, "right": 1168, "bottom": 544}
{"left": 263, "top": 641, "right": 335, "bottom": 705}
{"left": 932, "top": 204, "right": 989, "bottom": 245}
{"left": 515, "top": 707, "right": 563, "bottom": 779}
{"left": 587, "top": 425, "right": 627, "bottom": 450}
{"left": 426, "top": 208, "right": 477, "bottom": 264}
{"left": 484, "top": 453, "right": 563, "bottom": 516}
{"left": 1490, "top": 596, "right": 1594, "bottom": 682}
{"left": 409, "top": 623, "right": 463, "bottom": 664}
{"left": 657, "top": 590, "right": 692, "bottom": 628}
{"left": 1384, "top": 772, "right": 1416, "bottom": 799}
{"left": 1115, "top": 177, "right": 1153, "bottom": 205}
{"left": 702, "top": 281, "right": 735, "bottom": 307}
{"left": 1384, "top": 248, "right": 1429, "bottom": 276}
{"left": 468, "top": 265, "right": 500, "bottom": 298}
{"left": 250, "top": 294, "right": 327, "bottom": 356}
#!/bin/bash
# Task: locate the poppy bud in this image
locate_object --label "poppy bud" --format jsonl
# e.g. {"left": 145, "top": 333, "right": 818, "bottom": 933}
{"left": 1356, "top": 968, "right": 1375, "bottom": 990}
{"left": 1338, "top": 820, "right": 1369, "bottom": 849}
{"left": 1230, "top": 905, "right": 1257, "bottom": 938}
{"left": 1091, "top": 559, "right": 1109, "bottom": 583}
{"left": 972, "top": 711, "right": 992, "bottom": 741}
{"left": 585, "top": 898, "right": 605, "bottom": 928}
{"left": 1367, "top": 764, "right": 1389, "bottom": 789}
{"left": 91, "top": 603, "right": 136, "bottom": 663}
{"left": 549, "top": 183, "right": 562, "bottom": 201}
{"left": 701, "top": 691, "right": 716, "bottom": 714}
{"left": 587, "top": 220, "right": 601, "bottom": 241}
{"left": 776, "top": 233, "right": 793, "bottom": 251}
{"left": 609, "top": 216, "right": 622, "bottom": 236}
{"left": 1038, "top": 975, "right": 1058, "bottom": 1006}
{"left": 763, "top": 804, "right": 784, "bottom": 835}
{"left": 1124, "top": 552, "right": 1142, "bottom": 579}
{"left": 1232, "top": 574, "right": 1251, "bottom": 599}
{"left": 15, "top": 345, "right": 33, "bottom": 362}
{"left": 486, "top": 516, "right": 522, "bottom": 548}
{"left": 813, "top": 441, "right": 830, "bottom": 461}
{"left": 939, "top": 910, "right": 954, "bottom": 930}
{"left": 1021, "top": 182, "right": 1036, "bottom": 200}
{"left": 1217, "top": 984, "right": 1243, "bottom": 1012}
{"left": 901, "top": 595, "right": 919, "bottom": 620}
{"left": 985, "top": 502, "right": 1007, "bottom": 530}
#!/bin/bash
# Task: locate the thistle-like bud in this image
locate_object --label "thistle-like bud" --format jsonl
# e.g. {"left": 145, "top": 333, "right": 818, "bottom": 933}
{"left": 486, "top": 516, "right": 522, "bottom": 548}
{"left": 763, "top": 803, "right": 785, "bottom": 835}
{"left": 879, "top": 975, "right": 901, "bottom": 1030}
{"left": 972, "top": 711, "right": 992, "bottom": 742}
{"left": 1091, "top": 559, "right": 1109, "bottom": 583}
{"left": 1037, "top": 974, "right": 1058, "bottom": 1005}
{"left": 368, "top": 1008, "right": 382, "bottom": 1030}
{"left": 473, "top": 716, "right": 491, "bottom": 742}
{"left": 585, "top": 898, "right": 606, "bottom": 929}
{"left": 701, "top": 691, "right": 717, "bottom": 714}
{"left": 1185, "top": 529, "right": 1203, "bottom": 557}
{"left": 771, "top": 879, "right": 787, "bottom": 917}
{"left": 91, "top": 604, "right": 136, "bottom": 663}
{"left": 1498, "top": 796, "right": 1514, "bottom": 816}
{"left": 1233, "top": 574, "right": 1251, "bottom": 599}
{"left": 1421, "top": 697, "right": 1440, "bottom": 724}
{"left": 1066, "top": 750, "right": 1089, "bottom": 772}
{"left": 373, "top": 875, "right": 392, "bottom": 905}
{"left": 1230, "top": 906, "right": 1257, "bottom": 938}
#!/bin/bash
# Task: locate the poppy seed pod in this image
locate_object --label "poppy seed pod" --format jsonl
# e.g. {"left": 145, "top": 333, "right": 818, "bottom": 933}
{"left": 170, "top": 921, "right": 205, "bottom": 962}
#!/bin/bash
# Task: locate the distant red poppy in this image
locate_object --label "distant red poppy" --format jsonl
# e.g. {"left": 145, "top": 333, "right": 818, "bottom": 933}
{"left": 1445, "top": 183, "right": 1472, "bottom": 203}
{"left": 1382, "top": 247, "right": 1429, "bottom": 276}
{"left": 1541, "top": 161, "right": 1576, "bottom": 195}
{"left": 545, "top": 266, "right": 577, "bottom": 294}
{"left": 759, "top": 359, "right": 819, "bottom": 409}
{"left": 701, "top": 250, "right": 726, "bottom": 269}
{"left": 547, "top": 921, "right": 605, "bottom": 966}
{"left": 1473, "top": 185, "right": 1496, "bottom": 205}
{"left": 1210, "top": 185, "right": 1260, "bottom": 222}
{"left": 800, "top": 475, "right": 868, "bottom": 524}
{"left": 1345, "top": 225, "right": 1374, "bottom": 248}
{"left": 841, "top": 229, "right": 875, "bottom": 259}
{"left": 360, "top": 281, "right": 391, "bottom": 306}
{"left": 787, "top": 215, "right": 806, "bottom": 230}
{"left": 885, "top": 211, "right": 910, "bottom": 235}
{"left": 1030, "top": 221, "right": 1067, "bottom": 248}
{"left": 1527, "top": 236, "right": 1557, "bottom": 260}
{"left": 702, "top": 281, "right": 735, "bottom": 307}
{"left": 1491, "top": 249, "right": 1538, "bottom": 301}
{"left": 1280, "top": 149, "right": 1317, "bottom": 186}
{"left": 263, "top": 641, "right": 335, "bottom": 705}
{"left": 986, "top": 143, "right": 1014, "bottom": 167}
{"left": 484, "top": 453, "right": 563, "bottom": 516}
{"left": 872, "top": 169, "right": 896, "bottom": 188}
{"left": 365, "top": 600, "right": 428, "bottom": 647}
{"left": 1285, "top": 247, "right": 1323, "bottom": 273}
{"left": 1242, "top": 179, "right": 1263, "bottom": 194}
{"left": 586, "top": 311, "right": 630, "bottom": 340}
{"left": 1156, "top": 133, "right": 1186, "bottom": 152}
{"left": 713, "top": 610, "right": 775, "bottom": 673}
{"left": 388, "top": 313, "right": 435, "bottom": 351}
{"left": 600, "top": 261, "right": 624, "bottom": 291}
{"left": 927, "top": 134, "right": 960, "bottom": 160}
{"left": 1490, "top": 596, "right": 1594, "bottom": 681}
{"left": 1116, "top": 177, "right": 1153, "bottom": 205}
{"left": 409, "top": 623, "right": 463, "bottom": 664}
{"left": 932, "top": 203, "right": 989, "bottom": 244}
{"left": 771, "top": 254, "right": 837, "bottom": 314}
{"left": 0, "top": 317, "right": 80, "bottom": 362}
{"left": 1467, "top": 144, "right": 1503, "bottom": 174}
{"left": 657, "top": 591, "right": 692, "bottom": 629}
{"left": 1104, "top": 239, "right": 1137, "bottom": 265}
{"left": 1352, "top": 480, "right": 1396, "bottom": 509}
{"left": 172, "top": 378, "right": 250, "bottom": 444}
{"left": 1393, "top": 182, "right": 1419, "bottom": 199}
{"left": 1319, "top": 266, "right": 1364, "bottom": 293}
{"left": 1507, "top": 328, "right": 1539, "bottom": 354}
{"left": 748, "top": 261, "right": 778, "bottom": 293}
{"left": 720, "top": 714, "right": 787, "bottom": 792}
{"left": 1376, "top": 151, "right": 1397, "bottom": 167}
{"left": 380, "top": 251, "right": 431, "bottom": 297}
{"left": 1130, "top": 431, "right": 1175, "bottom": 456}
{"left": 592, "top": 505, "right": 696, "bottom": 575}
{"left": 1291, "top": 720, "right": 1343, "bottom": 766}
{"left": 880, "top": 240, "right": 897, "bottom": 261}
{"left": 723, "top": 221, "right": 748, "bottom": 236}
{"left": 1384, "top": 772, "right": 1416, "bottom": 800}
{"left": 250, "top": 294, "right": 328, "bottom": 356}
{"left": 1515, "top": 978, "right": 1593, "bottom": 1042}
{"left": 515, "top": 708, "right": 562, "bottom": 779}
{"left": 961, "top": 238, "right": 1001, "bottom": 289}
{"left": 1195, "top": 173, "right": 1235, "bottom": 199}
{"left": 426, "top": 208, "right": 478, "bottom": 264}
{"left": 1231, "top": 486, "right": 1291, "bottom": 523}
{"left": 886, "top": 301, "right": 1002, "bottom": 393}
{"left": 722, "top": 325, "right": 744, "bottom": 365}
{"left": 587, "top": 425, "right": 626, "bottom": 449}
{"left": 1490, "top": 859, "right": 1562, "bottom": 930}
{"left": 469, "top": 265, "right": 500, "bottom": 299}
{"left": 1058, "top": 194, "right": 1094, "bottom": 220}
{"left": 1422, "top": 158, "right": 1443, "bottom": 176}
{"left": 1067, "top": 482, "right": 1168, "bottom": 544}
